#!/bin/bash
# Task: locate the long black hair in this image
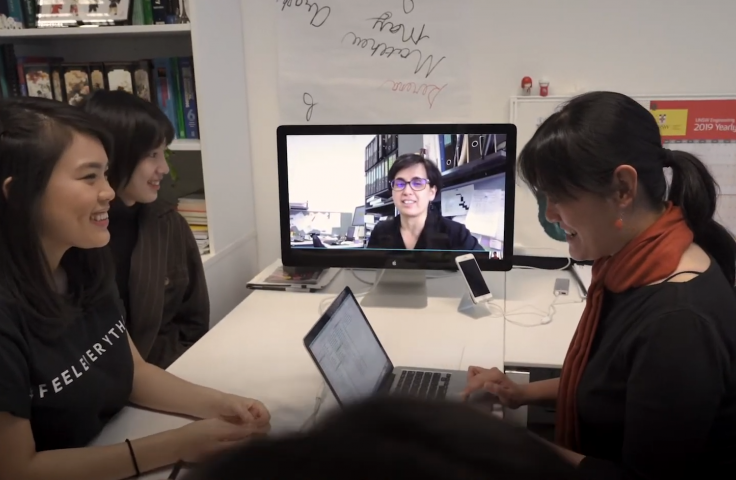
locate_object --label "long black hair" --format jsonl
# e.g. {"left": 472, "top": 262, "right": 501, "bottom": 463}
{"left": 80, "top": 89, "right": 174, "bottom": 190}
{"left": 518, "top": 91, "right": 736, "bottom": 284}
{"left": 187, "top": 396, "right": 576, "bottom": 480}
{"left": 0, "top": 97, "right": 115, "bottom": 340}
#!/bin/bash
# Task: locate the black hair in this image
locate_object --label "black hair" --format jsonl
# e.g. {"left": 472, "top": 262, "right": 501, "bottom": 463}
{"left": 80, "top": 89, "right": 174, "bottom": 190}
{"left": 388, "top": 153, "right": 443, "bottom": 192}
{"left": 186, "top": 397, "right": 577, "bottom": 480}
{"left": 519, "top": 91, "right": 736, "bottom": 284}
{"left": 0, "top": 97, "right": 116, "bottom": 340}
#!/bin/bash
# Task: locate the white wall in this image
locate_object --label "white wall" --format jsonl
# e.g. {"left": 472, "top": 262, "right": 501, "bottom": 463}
{"left": 189, "top": 0, "right": 258, "bottom": 325}
{"left": 242, "top": 0, "right": 736, "bottom": 272}
{"left": 191, "top": 0, "right": 255, "bottom": 254}
{"left": 286, "top": 135, "right": 372, "bottom": 213}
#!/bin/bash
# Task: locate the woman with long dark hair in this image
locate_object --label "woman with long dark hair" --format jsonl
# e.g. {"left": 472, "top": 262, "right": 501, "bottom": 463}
{"left": 0, "top": 97, "right": 269, "bottom": 480}
{"left": 463, "top": 91, "right": 736, "bottom": 479}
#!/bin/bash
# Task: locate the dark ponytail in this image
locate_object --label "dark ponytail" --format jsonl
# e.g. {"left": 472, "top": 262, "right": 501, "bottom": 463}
{"left": 666, "top": 149, "right": 736, "bottom": 285}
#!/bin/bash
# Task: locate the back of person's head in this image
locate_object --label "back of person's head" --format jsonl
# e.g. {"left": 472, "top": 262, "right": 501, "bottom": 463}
{"left": 80, "top": 89, "right": 174, "bottom": 190}
{"left": 186, "top": 397, "right": 577, "bottom": 480}
{"left": 518, "top": 91, "right": 736, "bottom": 284}
{"left": 0, "top": 97, "right": 114, "bottom": 338}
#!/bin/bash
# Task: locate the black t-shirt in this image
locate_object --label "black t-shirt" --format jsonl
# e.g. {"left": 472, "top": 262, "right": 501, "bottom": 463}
{"left": 366, "top": 212, "right": 484, "bottom": 251}
{"left": 576, "top": 260, "right": 736, "bottom": 480}
{"left": 0, "top": 293, "right": 134, "bottom": 451}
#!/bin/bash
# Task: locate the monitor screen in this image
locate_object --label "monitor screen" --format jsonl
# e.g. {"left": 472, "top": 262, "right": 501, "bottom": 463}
{"left": 278, "top": 125, "right": 516, "bottom": 271}
{"left": 352, "top": 206, "right": 365, "bottom": 226}
{"left": 307, "top": 293, "right": 392, "bottom": 405}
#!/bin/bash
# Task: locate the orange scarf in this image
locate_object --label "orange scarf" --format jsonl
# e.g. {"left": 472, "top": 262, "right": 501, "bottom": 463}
{"left": 555, "top": 203, "right": 693, "bottom": 450}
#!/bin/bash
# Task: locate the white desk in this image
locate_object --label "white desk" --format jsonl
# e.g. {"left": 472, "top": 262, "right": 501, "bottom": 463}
{"left": 503, "top": 268, "right": 585, "bottom": 369}
{"left": 90, "top": 267, "right": 507, "bottom": 479}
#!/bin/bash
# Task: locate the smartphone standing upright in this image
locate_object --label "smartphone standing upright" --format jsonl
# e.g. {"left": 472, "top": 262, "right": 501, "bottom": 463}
{"left": 455, "top": 254, "right": 493, "bottom": 304}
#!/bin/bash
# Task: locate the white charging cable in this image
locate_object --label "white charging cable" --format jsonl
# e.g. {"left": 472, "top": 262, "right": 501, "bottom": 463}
{"left": 320, "top": 263, "right": 584, "bottom": 326}
{"left": 300, "top": 380, "right": 328, "bottom": 432}
{"left": 486, "top": 292, "right": 570, "bottom": 327}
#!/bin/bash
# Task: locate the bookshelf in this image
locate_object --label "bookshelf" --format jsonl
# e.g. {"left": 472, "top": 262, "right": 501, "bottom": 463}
{"left": 0, "top": 0, "right": 259, "bottom": 326}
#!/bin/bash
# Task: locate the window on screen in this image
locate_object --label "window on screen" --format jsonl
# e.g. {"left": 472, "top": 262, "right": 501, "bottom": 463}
{"left": 286, "top": 133, "right": 506, "bottom": 258}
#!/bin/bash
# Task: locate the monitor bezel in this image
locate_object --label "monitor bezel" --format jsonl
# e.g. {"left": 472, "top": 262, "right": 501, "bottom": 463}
{"left": 278, "top": 124, "right": 517, "bottom": 272}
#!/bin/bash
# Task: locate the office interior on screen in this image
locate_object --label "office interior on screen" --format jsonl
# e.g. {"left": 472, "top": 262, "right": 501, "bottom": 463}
{"left": 286, "top": 133, "right": 506, "bottom": 257}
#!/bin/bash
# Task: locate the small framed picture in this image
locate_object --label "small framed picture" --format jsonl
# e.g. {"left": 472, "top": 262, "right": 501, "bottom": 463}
{"left": 36, "top": 1, "right": 133, "bottom": 28}
{"left": 105, "top": 63, "right": 134, "bottom": 94}
{"left": 24, "top": 65, "right": 54, "bottom": 99}
{"left": 62, "top": 65, "right": 91, "bottom": 106}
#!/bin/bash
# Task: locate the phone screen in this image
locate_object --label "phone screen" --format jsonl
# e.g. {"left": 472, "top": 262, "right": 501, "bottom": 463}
{"left": 458, "top": 257, "right": 491, "bottom": 298}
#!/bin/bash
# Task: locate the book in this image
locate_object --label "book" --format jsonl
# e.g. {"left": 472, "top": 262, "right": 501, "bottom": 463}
{"left": 177, "top": 193, "right": 209, "bottom": 255}
{"left": 170, "top": 57, "right": 186, "bottom": 138}
{"left": 0, "top": 0, "right": 24, "bottom": 29}
{"left": 177, "top": 57, "right": 198, "bottom": 139}
{"left": 264, "top": 266, "right": 326, "bottom": 285}
{"left": 0, "top": 53, "right": 198, "bottom": 138}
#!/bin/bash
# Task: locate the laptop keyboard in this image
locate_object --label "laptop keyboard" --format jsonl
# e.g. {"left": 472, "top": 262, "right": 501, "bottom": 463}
{"left": 395, "top": 370, "right": 451, "bottom": 400}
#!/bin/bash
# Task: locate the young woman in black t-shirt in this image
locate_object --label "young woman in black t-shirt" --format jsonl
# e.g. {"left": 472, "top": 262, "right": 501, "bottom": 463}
{"left": 0, "top": 98, "right": 270, "bottom": 479}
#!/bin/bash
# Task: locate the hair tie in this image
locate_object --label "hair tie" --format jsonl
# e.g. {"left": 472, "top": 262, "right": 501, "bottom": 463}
{"left": 662, "top": 149, "right": 675, "bottom": 168}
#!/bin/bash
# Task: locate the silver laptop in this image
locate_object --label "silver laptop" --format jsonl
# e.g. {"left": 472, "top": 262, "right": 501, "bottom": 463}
{"left": 303, "top": 286, "right": 469, "bottom": 406}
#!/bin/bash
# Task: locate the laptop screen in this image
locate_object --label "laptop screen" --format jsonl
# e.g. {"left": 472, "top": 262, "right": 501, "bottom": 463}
{"left": 307, "top": 293, "right": 392, "bottom": 404}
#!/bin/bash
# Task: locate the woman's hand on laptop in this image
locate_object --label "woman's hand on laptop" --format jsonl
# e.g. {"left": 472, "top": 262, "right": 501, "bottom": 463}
{"left": 461, "top": 366, "right": 526, "bottom": 409}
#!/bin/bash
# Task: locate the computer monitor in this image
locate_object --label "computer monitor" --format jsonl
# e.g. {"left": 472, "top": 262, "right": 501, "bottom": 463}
{"left": 352, "top": 205, "right": 365, "bottom": 226}
{"left": 277, "top": 124, "right": 516, "bottom": 308}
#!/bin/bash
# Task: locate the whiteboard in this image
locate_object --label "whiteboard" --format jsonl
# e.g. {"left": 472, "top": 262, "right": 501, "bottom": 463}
{"left": 510, "top": 94, "right": 736, "bottom": 258}
{"left": 276, "top": 0, "right": 471, "bottom": 124}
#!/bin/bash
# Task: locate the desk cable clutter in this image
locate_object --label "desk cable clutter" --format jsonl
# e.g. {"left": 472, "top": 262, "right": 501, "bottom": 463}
{"left": 485, "top": 260, "right": 586, "bottom": 327}
{"left": 320, "top": 265, "right": 584, "bottom": 328}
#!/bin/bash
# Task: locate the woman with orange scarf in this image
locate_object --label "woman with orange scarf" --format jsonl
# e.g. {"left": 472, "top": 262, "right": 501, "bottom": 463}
{"left": 463, "top": 92, "right": 736, "bottom": 479}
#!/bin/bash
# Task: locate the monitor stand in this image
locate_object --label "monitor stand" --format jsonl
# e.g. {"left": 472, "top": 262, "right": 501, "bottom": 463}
{"left": 360, "top": 269, "right": 428, "bottom": 309}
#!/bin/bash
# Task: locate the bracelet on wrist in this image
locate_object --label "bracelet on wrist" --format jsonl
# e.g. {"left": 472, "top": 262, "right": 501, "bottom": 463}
{"left": 125, "top": 439, "right": 141, "bottom": 477}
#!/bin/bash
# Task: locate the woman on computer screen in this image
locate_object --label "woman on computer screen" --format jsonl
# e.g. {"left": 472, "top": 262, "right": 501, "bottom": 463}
{"left": 366, "top": 154, "right": 484, "bottom": 251}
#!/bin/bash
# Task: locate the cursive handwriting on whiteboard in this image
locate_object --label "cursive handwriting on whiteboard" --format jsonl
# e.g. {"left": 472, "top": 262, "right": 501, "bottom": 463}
{"left": 368, "top": 11, "right": 429, "bottom": 45}
{"left": 303, "top": 92, "right": 317, "bottom": 121}
{"left": 342, "top": 32, "right": 445, "bottom": 78}
{"left": 278, "top": 0, "right": 331, "bottom": 27}
{"left": 381, "top": 80, "right": 447, "bottom": 108}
